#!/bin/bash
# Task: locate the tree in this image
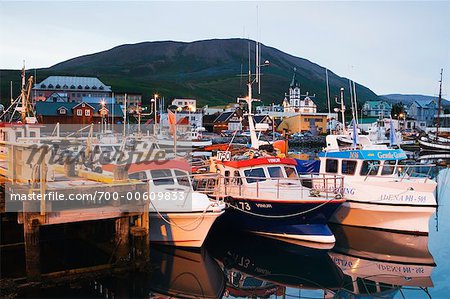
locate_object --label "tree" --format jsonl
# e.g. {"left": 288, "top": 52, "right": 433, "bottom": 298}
{"left": 391, "top": 102, "right": 405, "bottom": 118}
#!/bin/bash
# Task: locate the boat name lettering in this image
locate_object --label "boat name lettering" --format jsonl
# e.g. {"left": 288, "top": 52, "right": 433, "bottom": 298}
{"left": 332, "top": 257, "right": 353, "bottom": 268}
{"left": 349, "top": 152, "right": 359, "bottom": 159}
{"left": 379, "top": 194, "right": 427, "bottom": 203}
{"left": 313, "top": 184, "right": 354, "bottom": 195}
{"left": 237, "top": 201, "right": 251, "bottom": 211}
{"left": 255, "top": 203, "right": 273, "bottom": 208}
{"left": 376, "top": 263, "right": 425, "bottom": 274}
{"left": 377, "top": 151, "right": 407, "bottom": 159}
{"left": 267, "top": 158, "right": 281, "bottom": 163}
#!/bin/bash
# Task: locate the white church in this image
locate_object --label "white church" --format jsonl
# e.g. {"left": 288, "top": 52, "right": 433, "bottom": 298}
{"left": 282, "top": 68, "right": 317, "bottom": 113}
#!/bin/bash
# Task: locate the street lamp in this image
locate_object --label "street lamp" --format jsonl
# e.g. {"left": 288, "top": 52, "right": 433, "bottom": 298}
{"left": 100, "top": 100, "right": 106, "bottom": 133}
{"left": 151, "top": 94, "right": 159, "bottom": 135}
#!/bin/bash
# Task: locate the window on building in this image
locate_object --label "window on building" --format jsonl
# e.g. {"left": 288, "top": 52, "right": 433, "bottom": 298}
{"left": 48, "top": 84, "right": 54, "bottom": 88}
{"left": 341, "top": 160, "right": 357, "bottom": 175}
{"left": 360, "top": 160, "right": 380, "bottom": 176}
{"left": 326, "top": 159, "right": 338, "bottom": 173}
{"left": 55, "top": 84, "right": 61, "bottom": 89}
{"left": 85, "top": 110, "right": 91, "bottom": 116}
{"left": 40, "top": 84, "right": 46, "bottom": 88}
{"left": 58, "top": 108, "right": 67, "bottom": 115}
{"left": 70, "top": 85, "right": 76, "bottom": 89}
{"left": 76, "top": 109, "right": 82, "bottom": 116}
{"left": 244, "top": 168, "right": 266, "bottom": 183}
{"left": 29, "top": 131, "right": 36, "bottom": 138}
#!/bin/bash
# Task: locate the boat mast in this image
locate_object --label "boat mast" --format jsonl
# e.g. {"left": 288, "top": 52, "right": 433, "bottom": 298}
{"left": 436, "top": 68, "right": 443, "bottom": 138}
{"left": 326, "top": 68, "right": 331, "bottom": 134}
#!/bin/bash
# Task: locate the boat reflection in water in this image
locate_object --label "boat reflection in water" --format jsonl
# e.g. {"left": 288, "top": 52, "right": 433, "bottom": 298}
{"left": 90, "top": 245, "right": 225, "bottom": 298}
{"left": 205, "top": 227, "right": 343, "bottom": 298}
{"left": 148, "top": 245, "right": 226, "bottom": 298}
{"left": 329, "top": 224, "right": 436, "bottom": 298}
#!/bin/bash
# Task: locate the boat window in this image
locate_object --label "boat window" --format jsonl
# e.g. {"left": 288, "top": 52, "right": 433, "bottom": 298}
{"left": 129, "top": 171, "right": 147, "bottom": 181}
{"left": 343, "top": 275, "right": 354, "bottom": 292}
{"left": 268, "top": 166, "right": 284, "bottom": 178}
{"left": 224, "top": 170, "right": 230, "bottom": 183}
{"left": 341, "top": 160, "right": 357, "bottom": 175}
{"left": 233, "top": 170, "right": 242, "bottom": 185}
{"left": 174, "top": 170, "right": 190, "bottom": 186}
{"left": 381, "top": 160, "right": 396, "bottom": 175}
{"left": 244, "top": 168, "right": 266, "bottom": 183}
{"left": 360, "top": 160, "right": 380, "bottom": 176}
{"left": 284, "top": 166, "right": 297, "bottom": 178}
{"left": 326, "top": 159, "right": 338, "bottom": 173}
{"left": 150, "top": 169, "right": 174, "bottom": 185}
{"left": 100, "top": 146, "right": 115, "bottom": 152}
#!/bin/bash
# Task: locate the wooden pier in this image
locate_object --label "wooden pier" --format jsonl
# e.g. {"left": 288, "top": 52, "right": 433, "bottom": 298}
{"left": 0, "top": 140, "right": 151, "bottom": 290}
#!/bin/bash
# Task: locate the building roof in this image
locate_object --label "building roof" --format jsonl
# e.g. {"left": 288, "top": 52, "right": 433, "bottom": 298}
{"left": 82, "top": 96, "right": 116, "bottom": 104}
{"left": 412, "top": 99, "right": 436, "bottom": 108}
{"left": 35, "top": 101, "right": 123, "bottom": 117}
{"left": 34, "top": 76, "right": 112, "bottom": 92}
{"left": 214, "top": 111, "right": 234, "bottom": 122}
{"left": 290, "top": 68, "right": 299, "bottom": 88}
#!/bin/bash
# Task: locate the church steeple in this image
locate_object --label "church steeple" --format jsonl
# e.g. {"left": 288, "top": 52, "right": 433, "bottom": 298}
{"left": 290, "top": 67, "right": 299, "bottom": 88}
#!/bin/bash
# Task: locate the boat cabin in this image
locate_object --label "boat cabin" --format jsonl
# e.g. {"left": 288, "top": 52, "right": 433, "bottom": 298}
{"left": 215, "top": 157, "right": 299, "bottom": 185}
{"left": 318, "top": 148, "right": 408, "bottom": 177}
{"left": 103, "top": 159, "right": 192, "bottom": 189}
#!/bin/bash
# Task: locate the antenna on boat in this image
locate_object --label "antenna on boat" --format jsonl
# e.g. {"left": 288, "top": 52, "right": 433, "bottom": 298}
{"left": 436, "top": 68, "right": 443, "bottom": 139}
{"left": 353, "top": 80, "right": 359, "bottom": 126}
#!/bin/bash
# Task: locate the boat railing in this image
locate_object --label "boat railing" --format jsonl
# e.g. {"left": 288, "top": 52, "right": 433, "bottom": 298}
{"left": 372, "top": 163, "right": 436, "bottom": 183}
{"left": 193, "top": 173, "right": 345, "bottom": 200}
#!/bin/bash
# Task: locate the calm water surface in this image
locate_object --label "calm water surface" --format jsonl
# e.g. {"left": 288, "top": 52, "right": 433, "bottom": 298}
{"left": 5, "top": 168, "right": 450, "bottom": 299}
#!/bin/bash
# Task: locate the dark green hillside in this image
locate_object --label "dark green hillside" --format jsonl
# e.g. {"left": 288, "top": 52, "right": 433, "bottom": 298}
{"left": 1, "top": 38, "right": 381, "bottom": 109}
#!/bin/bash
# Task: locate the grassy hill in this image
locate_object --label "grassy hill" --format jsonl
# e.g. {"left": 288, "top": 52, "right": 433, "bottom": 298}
{"left": 0, "top": 38, "right": 381, "bottom": 110}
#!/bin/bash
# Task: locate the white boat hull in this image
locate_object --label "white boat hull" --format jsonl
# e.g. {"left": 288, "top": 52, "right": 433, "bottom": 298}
{"left": 149, "top": 210, "right": 224, "bottom": 247}
{"left": 330, "top": 201, "right": 436, "bottom": 234}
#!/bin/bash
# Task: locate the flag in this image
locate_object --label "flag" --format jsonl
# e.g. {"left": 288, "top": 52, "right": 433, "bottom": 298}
{"left": 351, "top": 119, "right": 359, "bottom": 148}
{"left": 389, "top": 118, "right": 397, "bottom": 147}
{"left": 168, "top": 109, "right": 176, "bottom": 135}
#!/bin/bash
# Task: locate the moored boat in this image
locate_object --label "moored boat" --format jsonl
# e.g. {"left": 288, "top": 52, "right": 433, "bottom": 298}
{"left": 316, "top": 134, "right": 437, "bottom": 234}
{"left": 209, "top": 156, "right": 345, "bottom": 244}
{"left": 103, "top": 159, "right": 225, "bottom": 247}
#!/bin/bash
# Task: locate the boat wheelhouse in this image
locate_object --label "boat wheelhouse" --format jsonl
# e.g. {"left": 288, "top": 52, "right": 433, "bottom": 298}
{"left": 317, "top": 135, "right": 437, "bottom": 234}
{"left": 210, "top": 156, "right": 345, "bottom": 244}
{"left": 103, "top": 159, "right": 225, "bottom": 247}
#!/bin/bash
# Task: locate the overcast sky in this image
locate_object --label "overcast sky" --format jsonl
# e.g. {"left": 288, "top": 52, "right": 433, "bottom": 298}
{"left": 0, "top": 1, "right": 449, "bottom": 97}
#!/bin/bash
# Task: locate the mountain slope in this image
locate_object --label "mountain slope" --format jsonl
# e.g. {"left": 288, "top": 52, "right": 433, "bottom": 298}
{"left": 1, "top": 38, "right": 381, "bottom": 109}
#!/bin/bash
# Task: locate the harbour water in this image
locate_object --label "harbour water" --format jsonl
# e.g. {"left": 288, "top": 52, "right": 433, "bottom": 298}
{"left": 2, "top": 167, "right": 448, "bottom": 298}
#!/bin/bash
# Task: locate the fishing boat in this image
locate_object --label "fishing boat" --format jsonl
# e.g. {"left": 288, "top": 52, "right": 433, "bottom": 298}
{"left": 419, "top": 69, "right": 450, "bottom": 152}
{"left": 329, "top": 224, "right": 435, "bottom": 297}
{"left": 198, "top": 41, "right": 346, "bottom": 244}
{"left": 103, "top": 159, "right": 225, "bottom": 247}
{"left": 210, "top": 155, "right": 345, "bottom": 243}
{"left": 316, "top": 133, "right": 437, "bottom": 234}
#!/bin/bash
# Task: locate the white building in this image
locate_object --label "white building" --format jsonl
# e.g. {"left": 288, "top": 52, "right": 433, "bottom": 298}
{"left": 282, "top": 69, "right": 317, "bottom": 113}
{"left": 172, "top": 99, "right": 197, "bottom": 111}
